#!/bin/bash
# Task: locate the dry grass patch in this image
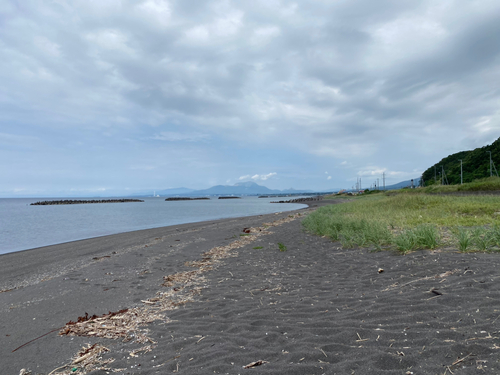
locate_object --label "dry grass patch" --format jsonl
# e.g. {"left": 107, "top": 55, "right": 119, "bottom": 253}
{"left": 43, "top": 213, "right": 304, "bottom": 375}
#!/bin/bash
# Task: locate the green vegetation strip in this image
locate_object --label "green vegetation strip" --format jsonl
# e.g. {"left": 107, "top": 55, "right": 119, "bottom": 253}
{"left": 303, "top": 192, "right": 500, "bottom": 254}
{"left": 409, "top": 176, "right": 500, "bottom": 193}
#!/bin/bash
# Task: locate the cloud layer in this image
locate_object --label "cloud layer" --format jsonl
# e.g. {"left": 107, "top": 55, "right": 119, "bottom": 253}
{"left": 1, "top": 0, "right": 500, "bottom": 196}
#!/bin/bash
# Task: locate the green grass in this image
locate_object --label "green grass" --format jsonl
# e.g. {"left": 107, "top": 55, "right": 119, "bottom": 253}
{"left": 278, "top": 242, "right": 287, "bottom": 252}
{"left": 303, "top": 192, "right": 500, "bottom": 253}
{"left": 252, "top": 246, "right": 263, "bottom": 249}
{"left": 398, "top": 176, "right": 500, "bottom": 194}
{"left": 414, "top": 224, "right": 440, "bottom": 249}
{"left": 472, "top": 227, "right": 490, "bottom": 251}
{"left": 394, "top": 229, "right": 418, "bottom": 254}
{"left": 457, "top": 177, "right": 500, "bottom": 192}
{"left": 453, "top": 227, "right": 472, "bottom": 252}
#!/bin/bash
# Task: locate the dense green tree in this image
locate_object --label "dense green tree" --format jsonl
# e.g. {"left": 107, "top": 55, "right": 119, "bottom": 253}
{"left": 422, "top": 138, "right": 500, "bottom": 185}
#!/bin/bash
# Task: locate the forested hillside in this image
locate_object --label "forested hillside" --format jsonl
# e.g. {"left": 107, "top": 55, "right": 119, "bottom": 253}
{"left": 422, "top": 137, "right": 500, "bottom": 185}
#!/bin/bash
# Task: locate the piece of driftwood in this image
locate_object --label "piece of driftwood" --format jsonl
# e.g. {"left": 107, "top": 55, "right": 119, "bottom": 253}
{"left": 243, "top": 360, "right": 268, "bottom": 368}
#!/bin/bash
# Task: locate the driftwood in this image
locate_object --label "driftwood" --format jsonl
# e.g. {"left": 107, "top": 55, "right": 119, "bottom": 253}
{"left": 243, "top": 360, "right": 268, "bottom": 368}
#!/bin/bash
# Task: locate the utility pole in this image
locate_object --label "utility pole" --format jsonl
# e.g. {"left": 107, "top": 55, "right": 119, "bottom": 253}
{"left": 383, "top": 172, "right": 385, "bottom": 190}
{"left": 459, "top": 159, "right": 463, "bottom": 184}
{"left": 487, "top": 151, "right": 492, "bottom": 177}
{"left": 434, "top": 166, "right": 437, "bottom": 183}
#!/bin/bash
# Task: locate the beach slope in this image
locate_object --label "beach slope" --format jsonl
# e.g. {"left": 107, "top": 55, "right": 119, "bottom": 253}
{"left": 2, "top": 201, "right": 500, "bottom": 374}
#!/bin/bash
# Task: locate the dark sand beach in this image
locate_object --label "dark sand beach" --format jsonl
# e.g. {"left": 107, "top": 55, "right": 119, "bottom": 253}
{"left": 2, "top": 200, "right": 500, "bottom": 374}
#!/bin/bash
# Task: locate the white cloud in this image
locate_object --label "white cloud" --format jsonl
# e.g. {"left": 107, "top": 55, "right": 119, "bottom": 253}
{"left": 327, "top": 176, "right": 332, "bottom": 180}
{"left": 357, "top": 167, "right": 387, "bottom": 177}
{"left": 85, "top": 29, "right": 135, "bottom": 54}
{"left": 135, "top": 0, "right": 172, "bottom": 28}
{"left": 250, "top": 26, "right": 281, "bottom": 46}
{"left": 34, "top": 36, "right": 61, "bottom": 57}
{"left": 183, "top": 25, "right": 210, "bottom": 44}
{"left": 357, "top": 167, "right": 409, "bottom": 179}
{"left": 239, "top": 172, "right": 277, "bottom": 181}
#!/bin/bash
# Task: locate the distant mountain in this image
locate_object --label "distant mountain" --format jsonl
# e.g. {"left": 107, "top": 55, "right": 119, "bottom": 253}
{"left": 164, "top": 181, "right": 313, "bottom": 196}
{"left": 280, "top": 187, "right": 315, "bottom": 194}
{"left": 192, "top": 181, "right": 281, "bottom": 196}
{"left": 422, "top": 137, "right": 500, "bottom": 185}
{"left": 384, "top": 178, "right": 421, "bottom": 190}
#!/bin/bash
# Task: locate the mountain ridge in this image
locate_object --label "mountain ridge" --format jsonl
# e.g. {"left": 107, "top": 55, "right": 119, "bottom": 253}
{"left": 422, "top": 137, "right": 500, "bottom": 185}
{"left": 167, "top": 181, "right": 315, "bottom": 196}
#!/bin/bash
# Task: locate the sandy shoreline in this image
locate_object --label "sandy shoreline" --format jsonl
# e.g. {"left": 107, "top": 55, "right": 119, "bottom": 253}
{"left": 2, "top": 199, "right": 500, "bottom": 374}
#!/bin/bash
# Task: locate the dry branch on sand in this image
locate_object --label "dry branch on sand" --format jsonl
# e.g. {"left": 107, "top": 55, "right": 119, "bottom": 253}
{"left": 381, "top": 269, "right": 461, "bottom": 292}
{"left": 243, "top": 360, "right": 269, "bottom": 368}
{"left": 47, "top": 344, "right": 114, "bottom": 375}
{"left": 60, "top": 307, "right": 165, "bottom": 343}
{"left": 42, "top": 214, "right": 304, "bottom": 375}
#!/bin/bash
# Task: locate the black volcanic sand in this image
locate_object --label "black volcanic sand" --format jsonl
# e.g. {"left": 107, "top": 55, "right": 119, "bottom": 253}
{"left": 2, "top": 200, "right": 500, "bottom": 375}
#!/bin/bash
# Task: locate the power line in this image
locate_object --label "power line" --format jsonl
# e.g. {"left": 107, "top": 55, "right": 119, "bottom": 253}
{"left": 487, "top": 151, "right": 499, "bottom": 177}
{"left": 459, "top": 159, "right": 463, "bottom": 185}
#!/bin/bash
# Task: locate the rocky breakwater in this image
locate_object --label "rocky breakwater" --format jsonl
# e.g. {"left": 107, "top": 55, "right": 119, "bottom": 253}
{"left": 218, "top": 196, "right": 241, "bottom": 199}
{"left": 271, "top": 196, "right": 323, "bottom": 203}
{"left": 165, "top": 197, "right": 210, "bottom": 201}
{"left": 30, "top": 199, "right": 144, "bottom": 206}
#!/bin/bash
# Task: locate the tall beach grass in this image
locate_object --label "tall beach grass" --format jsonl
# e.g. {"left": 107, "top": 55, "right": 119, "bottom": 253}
{"left": 303, "top": 193, "right": 500, "bottom": 253}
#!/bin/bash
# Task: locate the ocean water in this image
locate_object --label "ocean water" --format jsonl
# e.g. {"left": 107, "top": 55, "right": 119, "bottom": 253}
{"left": 0, "top": 197, "right": 307, "bottom": 255}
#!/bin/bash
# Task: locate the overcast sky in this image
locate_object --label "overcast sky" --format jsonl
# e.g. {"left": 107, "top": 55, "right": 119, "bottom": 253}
{"left": 1, "top": 0, "right": 500, "bottom": 197}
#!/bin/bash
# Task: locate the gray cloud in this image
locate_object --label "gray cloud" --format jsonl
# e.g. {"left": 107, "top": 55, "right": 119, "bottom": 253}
{"left": 1, "top": 0, "right": 500, "bottom": 195}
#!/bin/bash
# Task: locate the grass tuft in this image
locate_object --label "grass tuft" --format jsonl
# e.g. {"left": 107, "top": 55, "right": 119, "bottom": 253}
{"left": 394, "top": 229, "right": 418, "bottom": 254}
{"left": 471, "top": 227, "right": 491, "bottom": 251}
{"left": 278, "top": 242, "right": 287, "bottom": 252}
{"left": 414, "top": 224, "right": 440, "bottom": 249}
{"left": 454, "top": 228, "right": 472, "bottom": 252}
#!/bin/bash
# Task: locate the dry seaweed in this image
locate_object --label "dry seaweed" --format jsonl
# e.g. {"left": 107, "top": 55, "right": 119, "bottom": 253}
{"left": 46, "top": 214, "right": 303, "bottom": 375}
{"left": 47, "top": 344, "right": 112, "bottom": 375}
{"left": 60, "top": 307, "right": 165, "bottom": 343}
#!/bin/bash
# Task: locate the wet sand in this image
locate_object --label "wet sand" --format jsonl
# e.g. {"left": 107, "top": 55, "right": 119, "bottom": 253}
{"left": 2, "top": 200, "right": 500, "bottom": 374}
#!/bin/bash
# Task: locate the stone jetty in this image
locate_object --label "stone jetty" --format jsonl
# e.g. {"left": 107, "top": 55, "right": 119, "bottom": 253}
{"left": 30, "top": 199, "right": 144, "bottom": 206}
{"left": 270, "top": 196, "right": 323, "bottom": 203}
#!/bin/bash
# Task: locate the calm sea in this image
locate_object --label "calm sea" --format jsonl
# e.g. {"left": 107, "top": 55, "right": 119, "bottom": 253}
{"left": 0, "top": 197, "right": 307, "bottom": 255}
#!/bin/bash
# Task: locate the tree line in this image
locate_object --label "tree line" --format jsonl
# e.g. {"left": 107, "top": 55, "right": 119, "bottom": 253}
{"left": 422, "top": 137, "right": 500, "bottom": 185}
